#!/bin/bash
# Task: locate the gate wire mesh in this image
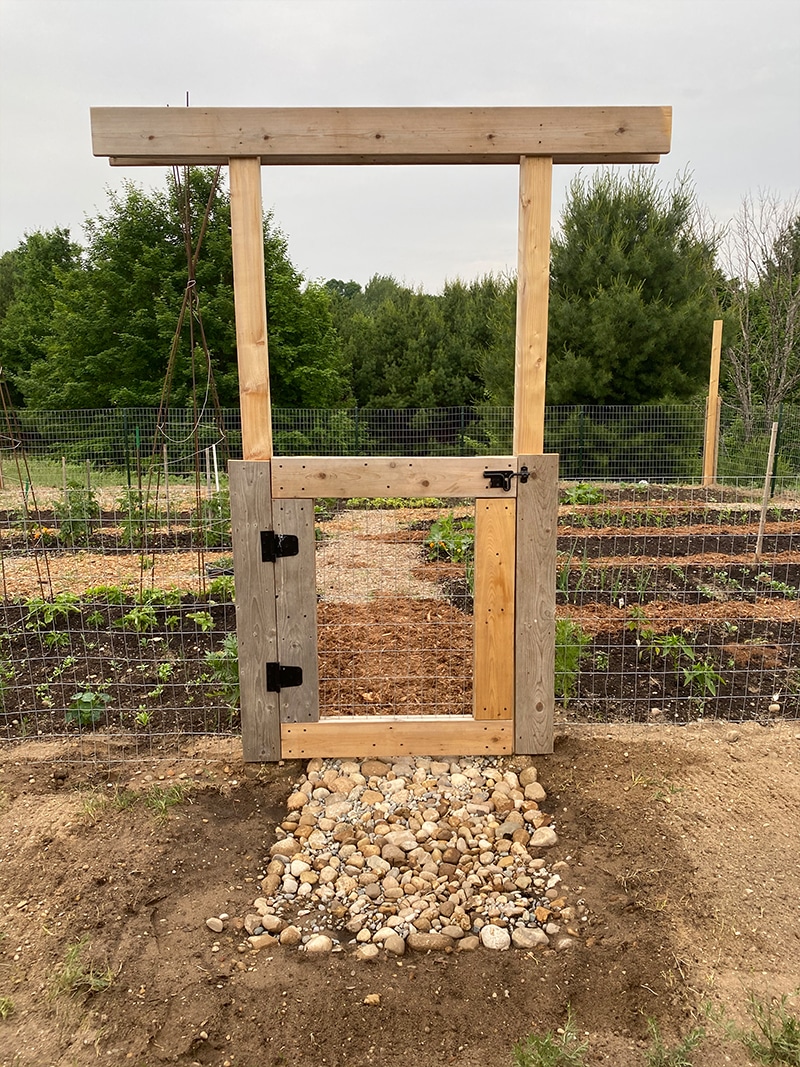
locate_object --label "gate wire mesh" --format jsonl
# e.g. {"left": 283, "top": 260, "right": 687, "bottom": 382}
{"left": 1, "top": 404, "right": 798, "bottom": 764}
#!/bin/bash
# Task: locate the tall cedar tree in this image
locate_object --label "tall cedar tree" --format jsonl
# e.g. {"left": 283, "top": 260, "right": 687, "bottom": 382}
{"left": 5, "top": 170, "right": 346, "bottom": 410}
{"left": 545, "top": 170, "right": 719, "bottom": 405}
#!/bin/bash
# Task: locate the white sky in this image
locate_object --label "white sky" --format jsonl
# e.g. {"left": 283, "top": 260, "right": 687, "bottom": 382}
{"left": 1, "top": 0, "right": 798, "bottom": 293}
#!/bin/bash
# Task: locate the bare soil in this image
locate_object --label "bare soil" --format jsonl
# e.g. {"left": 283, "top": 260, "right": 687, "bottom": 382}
{"left": 0, "top": 724, "right": 798, "bottom": 1067}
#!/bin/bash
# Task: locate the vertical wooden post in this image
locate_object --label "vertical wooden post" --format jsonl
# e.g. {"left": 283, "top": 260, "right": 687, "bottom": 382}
{"left": 515, "top": 454, "right": 558, "bottom": 753}
{"left": 163, "top": 445, "right": 171, "bottom": 533}
{"left": 229, "top": 461, "right": 280, "bottom": 760}
{"left": 703, "top": 319, "right": 723, "bottom": 486}
{"left": 473, "top": 498, "right": 516, "bottom": 720}
{"left": 754, "top": 422, "right": 779, "bottom": 563}
{"left": 514, "top": 156, "right": 553, "bottom": 455}
{"left": 229, "top": 157, "right": 272, "bottom": 460}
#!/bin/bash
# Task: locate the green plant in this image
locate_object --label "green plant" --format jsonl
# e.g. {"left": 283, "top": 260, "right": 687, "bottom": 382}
{"left": 52, "top": 937, "right": 115, "bottom": 997}
{"left": 755, "top": 574, "right": 798, "bottom": 598}
{"left": 208, "top": 574, "right": 235, "bottom": 601}
{"left": 205, "top": 634, "right": 240, "bottom": 708}
{"left": 144, "top": 782, "right": 192, "bottom": 818}
{"left": 25, "top": 592, "right": 81, "bottom": 629}
{"left": 157, "top": 661, "right": 174, "bottom": 682}
{"left": 562, "top": 482, "right": 603, "bottom": 506}
{"left": 512, "top": 1007, "right": 588, "bottom": 1066}
{"left": 84, "top": 584, "right": 127, "bottom": 604}
{"left": 656, "top": 632, "right": 695, "bottom": 665}
{"left": 0, "top": 995, "right": 15, "bottom": 1020}
{"left": 681, "top": 658, "right": 724, "bottom": 698}
{"left": 555, "top": 620, "right": 591, "bottom": 706}
{"left": 165, "top": 614, "right": 180, "bottom": 630}
{"left": 53, "top": 484, "right": 100, "bottom": 546}
{"left": 426, "top": 512, "right": 474, "bottom": 564}
{"left": 594, "top": 651, "right": 609, "bottom": 671}
{"left": 117, "top": 604, "right": 158, "bottom": 632}
{"left": 66, "top": 690, "right": 112, "bottom": 728}
{"left": 346, "top": 496, "right": 445, "bottom": 509}
{"left": 739, "top": 990, "right": 800, "bottom": 1065}
{"left": 44, "top": 631, "right": 71, "bottom": 649}
{"left": 86, "top": 609, "right": 104, "bottom": 626}
{"left": 187, "top": 610, "right": 214, "bottom": 632}
{"left": 644, "top": 1018, "right": 705, "bottom": 1066}
{"left": 134, "top": 709, "right": 151, "bottom": 727}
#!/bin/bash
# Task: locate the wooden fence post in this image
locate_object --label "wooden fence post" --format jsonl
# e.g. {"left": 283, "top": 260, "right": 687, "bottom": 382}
{"left": 703, "top": 319, "right": 723, "bottom": 486}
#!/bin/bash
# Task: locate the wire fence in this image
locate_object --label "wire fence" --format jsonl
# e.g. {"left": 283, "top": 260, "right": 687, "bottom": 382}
{"left": 1, "top": 404, "right": 798, "bottom": 760}
{"left": 3, "top": 403, "right": 799, "bottom": 487}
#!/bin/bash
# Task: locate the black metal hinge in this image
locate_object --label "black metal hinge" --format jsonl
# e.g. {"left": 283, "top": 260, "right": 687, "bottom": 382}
{"left": 261, "top": 530, "right": 299, "bottom": 562}
{"left": 482, "top": 465, "right": 530, "bottom": 492}
{"left": 266, "top": 662, "right": 304, "bottom": 692}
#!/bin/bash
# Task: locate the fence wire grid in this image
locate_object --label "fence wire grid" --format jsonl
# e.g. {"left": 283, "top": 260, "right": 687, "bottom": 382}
{"left": 1, "top": 403, "right": 798, "bottom": 763}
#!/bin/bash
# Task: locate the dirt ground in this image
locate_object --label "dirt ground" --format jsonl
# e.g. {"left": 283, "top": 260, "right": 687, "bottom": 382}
{"left": 1, "top": 722, "right": 798, "bottom": 1067}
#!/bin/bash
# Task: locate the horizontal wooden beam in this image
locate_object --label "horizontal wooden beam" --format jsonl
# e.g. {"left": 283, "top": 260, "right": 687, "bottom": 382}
{"left": 280, "top": 717, "right": 513, "bottom": 758}
{"left": 271, "top": 456, "right": 520, "bottom": 498}
{"left": 91, "top": 106, "right": 671, "bottom": 165}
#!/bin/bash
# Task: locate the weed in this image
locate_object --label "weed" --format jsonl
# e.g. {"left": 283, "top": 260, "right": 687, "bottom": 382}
{"left": 739, "top": 990, "right": 800, "bottom": 1065}
{"left": 205, "top": 634, "right": 239, "bottom": 708}
{"left": 66, "top": 690, "right": 112, "bottom": 728}
{"left": 0, "top": 995, "right": 14, "bottom": 1020}
{"left": 555, "top": 620, "right": 591, "bottom": 706}
{"left": 512, "top": 1006, "right": 588, "bottom": 1066}
{"left": 644, "top": 1018, "right": 705, "bottom": 1066}
{"left": 144, "top": 782, "right": 192, "bottom": 818}
{"left": 187, "top": 610, "right": 214, "bottom": 632}
{"left": 562, "top": 483, "right": 603, "bottom": 506}
{"left": 51, "top": 937, "right": 115, "bottom": 997}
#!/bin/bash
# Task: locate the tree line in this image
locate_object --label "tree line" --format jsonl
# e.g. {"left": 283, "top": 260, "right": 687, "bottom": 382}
{"left": 0, "top": 168, "right": 797, "bottom": 420}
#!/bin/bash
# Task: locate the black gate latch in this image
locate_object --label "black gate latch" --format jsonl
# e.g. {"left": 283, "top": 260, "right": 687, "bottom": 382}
{"left": 266, "top": 662, "right": 304, "bottom": 692}
{"left": 482, "top": 465, "right": 530, "bottom": 492}
{"left": 261, "top": 530, "right": 299, "bottom": 562}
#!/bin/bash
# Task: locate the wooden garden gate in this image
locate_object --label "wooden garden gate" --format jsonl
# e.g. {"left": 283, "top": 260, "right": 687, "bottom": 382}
{"left": 91, "top": 105, "right": 672, "bottom": 760}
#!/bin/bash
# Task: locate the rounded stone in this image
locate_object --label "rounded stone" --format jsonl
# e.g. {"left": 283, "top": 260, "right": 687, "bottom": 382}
{"left": 305, "top": 934, "right": 333, "bottom": 954}
{"left": 511, "top": 926, "right": 549, "bottom": 949}
{"left": 480, "top": 925, "right": 511, "bottom": 951}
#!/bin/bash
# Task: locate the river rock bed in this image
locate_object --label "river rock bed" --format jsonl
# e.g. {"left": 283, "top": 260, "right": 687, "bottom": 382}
{"left": 233, "top": 756, "right": 586, "bottom": 956}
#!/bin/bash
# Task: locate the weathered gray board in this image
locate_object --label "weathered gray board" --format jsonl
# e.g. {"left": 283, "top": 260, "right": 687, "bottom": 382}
{"left": 514, "top": 454, "right": 558, "bottom": 754}
{"left": 229, "top": 462, "right": 319, "bottom": 760}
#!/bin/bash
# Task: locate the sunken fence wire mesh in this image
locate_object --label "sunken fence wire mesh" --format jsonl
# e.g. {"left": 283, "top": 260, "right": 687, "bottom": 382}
{"left": 0, "top": 404, "right": 799, "bottom": 759}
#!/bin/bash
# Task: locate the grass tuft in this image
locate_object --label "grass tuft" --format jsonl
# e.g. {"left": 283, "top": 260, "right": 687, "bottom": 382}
{"left": 644, "top": 1018, "right": 705, "bottom": 1066}
{"left": 740, "top": 991, "right": 800, "bottom": 1065}
{"left": 512, "top": 1007, "right": 588, "bottom": 1067}
{"left": 51, "top": 938, "right": 114, "bottom": 998}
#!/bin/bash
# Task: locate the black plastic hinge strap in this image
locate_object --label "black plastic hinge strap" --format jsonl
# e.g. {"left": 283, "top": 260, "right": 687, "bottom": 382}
{"left": 261, "top": 530, "right": 299, "bottom": 562}
{"left": 266, "top": 662, "right": 304, "bottom": 692}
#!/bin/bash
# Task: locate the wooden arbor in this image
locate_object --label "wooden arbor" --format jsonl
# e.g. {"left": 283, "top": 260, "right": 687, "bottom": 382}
{"left": 91, "top": 106, "right": 672, "bottom": 761}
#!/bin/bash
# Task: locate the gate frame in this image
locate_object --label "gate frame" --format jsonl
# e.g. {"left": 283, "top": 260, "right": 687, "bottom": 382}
{"left": 90, "top": 106, "right": 672, "bottom": 759}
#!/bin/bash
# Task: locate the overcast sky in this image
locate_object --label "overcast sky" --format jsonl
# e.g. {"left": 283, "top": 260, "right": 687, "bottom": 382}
{"left": 1, "top": 0, "right": 798, "bottom": 292}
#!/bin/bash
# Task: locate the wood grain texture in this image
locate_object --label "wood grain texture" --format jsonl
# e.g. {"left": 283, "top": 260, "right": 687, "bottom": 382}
{"left": 514, "top": 454, "right": 558, "bottom": 754}
{"left": 281, "top": 718, "right": 513, "bottom": 758}
{"left": 703, "top": 319, "right": 724, "bottom": 486}
{"left": 473, "top": 499, "right": 516, "bottom": 720}
{"left": 273, "top": 498, "right": 319, "bottom": 723}
{"left": 229, "top": 158, "right": 272, "bottom": 460}
{"left": 91, "top": 106, "right": 672, "bottom": 164}
{"left": 514, "top": 157, "right": 553, "bottom": 456}
{"left": 229, "top": 461, "right": 280, "bottom": 760}
{"left": 271, "top": 456, "right": 519, "bottom": 498}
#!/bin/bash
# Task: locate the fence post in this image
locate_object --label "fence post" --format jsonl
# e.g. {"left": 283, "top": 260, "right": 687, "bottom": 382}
{"left": 770, "top": 404, "right": 784, "bottom": 498}
{"left": 702, "top": 319, "right": 723, "bottom": 486}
